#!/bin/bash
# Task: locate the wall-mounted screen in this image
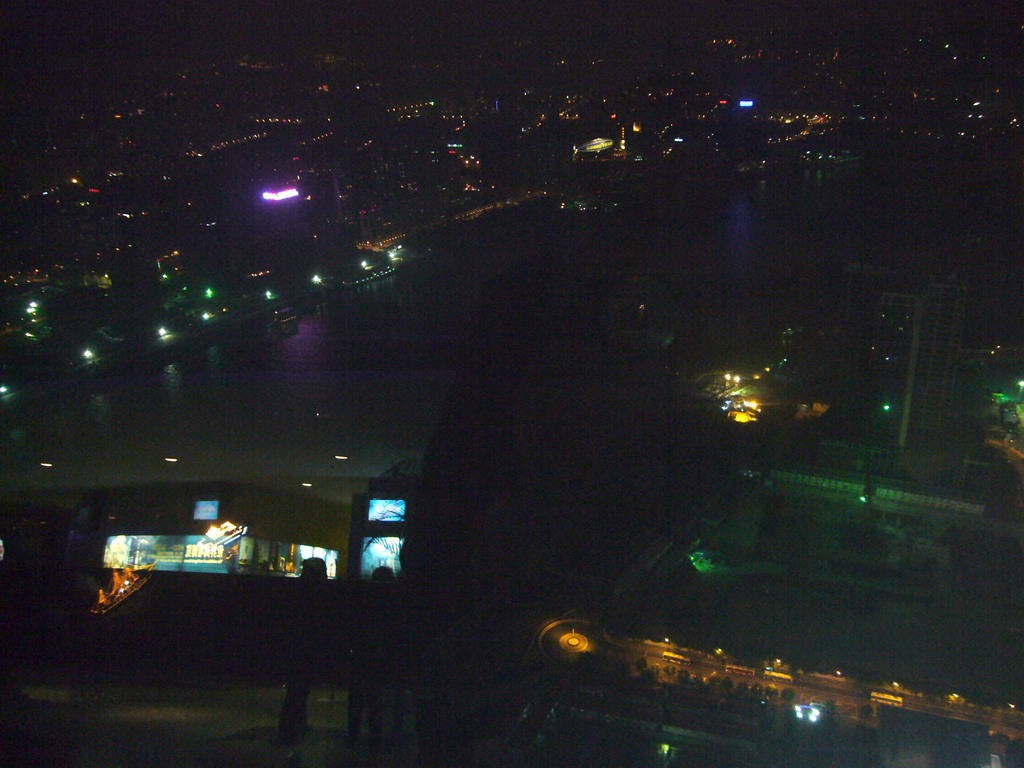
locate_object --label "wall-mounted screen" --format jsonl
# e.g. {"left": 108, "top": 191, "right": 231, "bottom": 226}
{"left": 193, "top": 500, "right": 219, "bottom": 520}
{"left": 360, "top": 537, "right": 403, "bottom": 579}
{"left": 367, "top": 498, "right": 405, "bottom": 523}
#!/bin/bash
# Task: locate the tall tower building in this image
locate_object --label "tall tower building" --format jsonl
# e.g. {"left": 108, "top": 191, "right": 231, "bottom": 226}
{"left": 871, "top": 279, "right": 965, "bottom": 449}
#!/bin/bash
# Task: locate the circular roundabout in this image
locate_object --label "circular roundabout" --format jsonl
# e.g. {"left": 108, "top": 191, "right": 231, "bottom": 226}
{"left": 537, "top": 618, "right": 599, "bottom": 666}
{"left": 559, "top": 631, "right": 589, "bottom": 652}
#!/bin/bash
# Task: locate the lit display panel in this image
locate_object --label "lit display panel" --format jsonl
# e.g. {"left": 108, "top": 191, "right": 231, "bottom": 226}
{"left": 193, "top": 500, "right": 219, "bottom": 520}
{"left": 367, "top": 498, "right": 406, "bottom": 523}
{"left": 104, "top": 534, "right": 339, "bottom": 577}
{"left": 360, "top": 537, "right": 403, "bottom": 578}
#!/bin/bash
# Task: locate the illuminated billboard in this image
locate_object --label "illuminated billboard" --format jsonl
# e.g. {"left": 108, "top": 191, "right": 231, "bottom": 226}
{"left": 367, "top": 498, "right": 406, "bottom": 523}
{"left": 104, "top": 534, "right": 340, "bottom": 578}
{"left": 103, "top": 534, "right": 240, "bottom": 574}
{"left": 575, "top": 138, "right": 614, "bottom": 154}
{"left": 262, "top": 188, "right": 299, "bottom": 201}
{"left": 193, "top": 500, "right": 219, "bottom": 520}
{"left": 360, "top": 537, "right": 403, "bottom": 579}
{"left": 738, "top": 100, "right": 754, "bottom": 108}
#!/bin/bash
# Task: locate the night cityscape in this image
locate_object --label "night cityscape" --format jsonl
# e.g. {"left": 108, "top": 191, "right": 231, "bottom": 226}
{"left": 1, "top": 1, "right": 1023, "bottom": 765}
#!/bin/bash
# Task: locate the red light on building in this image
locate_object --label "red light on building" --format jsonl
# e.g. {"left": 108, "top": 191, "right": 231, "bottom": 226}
{"left": 719, "top": 100, "right": 728, "bottom": 104}
{"left": 88, "top": 188, "right": 100, "bottom": 193}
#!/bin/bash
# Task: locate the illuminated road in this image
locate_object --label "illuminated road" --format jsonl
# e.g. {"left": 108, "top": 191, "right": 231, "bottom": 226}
{"left": 599, "top": 634, "right": 1024, "bottom": 739}
{"left": 534, "top": 614, "right": 1024, "bottom": 740}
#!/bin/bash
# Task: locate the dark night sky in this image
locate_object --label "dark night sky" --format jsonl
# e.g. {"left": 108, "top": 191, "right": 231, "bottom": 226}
{"left": 2, "top": 0, "right": 1017, "bottom": 72}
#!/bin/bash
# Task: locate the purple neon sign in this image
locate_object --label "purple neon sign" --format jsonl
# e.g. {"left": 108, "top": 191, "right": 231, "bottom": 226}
{"left": 262, "top": 188, "right": 299, "bottom": 201}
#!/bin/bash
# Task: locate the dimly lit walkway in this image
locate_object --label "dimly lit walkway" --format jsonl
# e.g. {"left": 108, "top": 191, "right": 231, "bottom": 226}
{"left": 7, "top": 677, "right": 418, "bottom": 767}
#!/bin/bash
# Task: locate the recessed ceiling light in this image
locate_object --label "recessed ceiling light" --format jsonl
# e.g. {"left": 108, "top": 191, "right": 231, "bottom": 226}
{"left": 302, "top": 482, "right": 313, "bottom": 487}
{"left": 164, "top": 457, "right": 178, "bottom": 462}
{"left": 39, "top": 462, "right": 53, "bottom": 467}
{"left": 334, "top": 455, "right": 348, "bottom": 460}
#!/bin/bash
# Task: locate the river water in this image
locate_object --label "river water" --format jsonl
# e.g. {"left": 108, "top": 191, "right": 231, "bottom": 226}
{"left": 1, "top": 143, "right": 1021, "bottom": 499}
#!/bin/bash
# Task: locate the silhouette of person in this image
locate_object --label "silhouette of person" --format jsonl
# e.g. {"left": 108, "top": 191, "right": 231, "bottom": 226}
{"left": 346, "top": 565, "right": 397, "bottom": 747}
{"left": 277, "top": 557, "right": 328, "bottom": 745}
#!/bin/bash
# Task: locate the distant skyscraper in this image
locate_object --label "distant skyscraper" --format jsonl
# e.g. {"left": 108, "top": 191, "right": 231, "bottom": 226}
{"left": 905, "top": 280, "right": 965, "bottom": 444}
{"left": 871, "top": 279, "right": 965, "bottom": 449}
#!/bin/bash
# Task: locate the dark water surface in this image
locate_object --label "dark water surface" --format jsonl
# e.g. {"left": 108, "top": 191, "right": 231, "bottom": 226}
{"left": 2, "top": 145, "right": 1021, "bottom": 494}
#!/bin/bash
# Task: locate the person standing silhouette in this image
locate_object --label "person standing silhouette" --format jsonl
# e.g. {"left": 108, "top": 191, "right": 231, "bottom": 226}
{"left": 277, "top": 557, "right": 328, "bottom": 746}
{"left": 346, "top": 565, "right": 396, "bottom": 748}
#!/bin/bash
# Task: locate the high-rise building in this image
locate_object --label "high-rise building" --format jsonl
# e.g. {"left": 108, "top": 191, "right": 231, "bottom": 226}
{"left": 906, "top": 280, "right": 965, "bottom": 443}
{"left": 871, "top": 279, "right": 965, "bottom": 449}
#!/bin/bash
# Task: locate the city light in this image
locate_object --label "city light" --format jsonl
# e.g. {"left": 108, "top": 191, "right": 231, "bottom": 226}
{"left": 739, "top": 100, "right": 754, "bottom": 107}
{"left": 301, "top": 482, "right": 312, "bottom": 487}
{"left": 202, "top": 312, "right": 212, "bottom": 320}
{"left": 334, "top": 455, "right": 348, "bottom": 460}
{"left": 164, "top": 457, "right": 178, "bottom": 462}
{"left": 0, "top": 385, "right": 8, "bottom": 394}
{"left": 83, "top": 348, "right": 95, "bottom": 359}
{"left": 39, "top": 462, "right": 53, "bottom": 468}
{"left": 205, "top": 287, "right": 214, "bottom": 298}
{"left": 262, "top": 188, "right": 299, "bottom": 201}
{"left": 265, "top": 290, "right": 274, "bottom": 299}
{"left": 312, "top": 274, "right": 322, "bottom": 284}
{"left": 157, "top": 327, "right": 168, "bottom": 338}
{"left": 882, "top": 403, "right": 891, "bottom": 411}
{"left": 794, "top": 704, "right": 821, "bottom": 722}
